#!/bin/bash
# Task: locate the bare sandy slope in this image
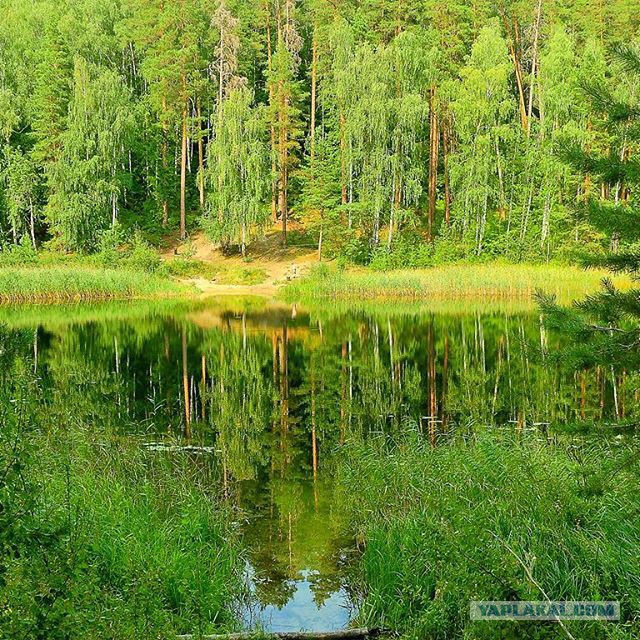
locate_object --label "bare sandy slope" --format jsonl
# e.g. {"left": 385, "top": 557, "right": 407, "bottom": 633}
{"left": 163, "top": 228, "right": 318, "bottom": 297}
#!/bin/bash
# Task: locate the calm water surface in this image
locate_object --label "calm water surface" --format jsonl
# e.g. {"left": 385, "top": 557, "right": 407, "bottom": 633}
{"left": 2, "top": 298, "right": 630, "bottom": 630}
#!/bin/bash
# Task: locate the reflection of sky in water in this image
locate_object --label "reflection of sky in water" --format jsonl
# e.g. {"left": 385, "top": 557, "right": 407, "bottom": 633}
{"left": 242, "top": 566, "right": 355, "bottom": 632}
{"left": 237, "top": 476, "right": 357, "bottom": 632}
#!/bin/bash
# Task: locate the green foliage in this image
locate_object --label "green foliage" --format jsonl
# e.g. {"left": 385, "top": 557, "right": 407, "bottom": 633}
{"left": 121, "top": 233, "right": 164, "bottom": 273}
{"left": 0, "top": 0, "right": 637, "bottom": 262}
{"left": 216, "top": 265, "right": 267, "bottom": 285}
{"left": 539, "top": 43, "right": 640, "bottom": 368}
{"left": 204, "top": 87, "right": 270, "bottom": 253}
{"left": 0, "top": 332, "right": 241, "bottom": 638}
{"left": 166, "top": 257, "right": 218, "bottom": 279}
{"left": 337, "top": 429, "right": 640, "bottom": 639}
{"left": 0, "top": 236, "right": 39, "bottom": 266}
{"left": 449, "top": 22, "right": 515, "bottom": 257}
{"left": 45, "top": 58, "right": 136, "bottom": 251}
{"left": 369, "top": 231, "right": 434, "bottom": 270}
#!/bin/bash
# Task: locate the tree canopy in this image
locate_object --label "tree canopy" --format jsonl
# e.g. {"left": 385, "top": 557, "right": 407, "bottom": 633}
{"left": 0, "top": 0, "right": 638, "bottom": 260}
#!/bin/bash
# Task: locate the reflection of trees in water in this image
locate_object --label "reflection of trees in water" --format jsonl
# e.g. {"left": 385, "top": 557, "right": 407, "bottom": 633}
{"left": 11, "top": 304, "right": 639, "bottom": 611}
{"left": 23, "top": 305, "right": 637, "bottom": 463}
{"left": 242, "top": 478, "right": 347, "bottom": 609}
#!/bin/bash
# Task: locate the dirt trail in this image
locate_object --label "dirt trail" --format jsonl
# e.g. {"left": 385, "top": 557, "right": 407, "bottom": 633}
{"left": 163, "top": 230, "right": 318, "bottom": 297}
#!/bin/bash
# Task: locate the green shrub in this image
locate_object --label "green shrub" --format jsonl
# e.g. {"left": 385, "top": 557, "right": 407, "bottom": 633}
{"left": 0, "top": 238, "right": 39, "bottom": 266}
{"left": 94, "top": 223, "right": 128, "bottom": 267}
{"left": 166, "top": 258, "right": 218, "bottom": 279}
{"left": 370, "top": 232, "right": 434, "bottom": 270}
{"left": 122, "top": 234, "right": 164, "bottom": 274}
{"left": 217, "top": 266, "right": 267, "bottom": 285}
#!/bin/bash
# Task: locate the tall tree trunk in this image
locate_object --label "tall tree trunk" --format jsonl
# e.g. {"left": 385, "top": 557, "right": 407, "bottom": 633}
{"left": 389, "top": 174, "right": 400, "bottom": 249}
{"left": 266, "top": 6, "right": 278, "bottom": 223}
{"left": 161, "top": 94, "right": 169, "bottom": 227}
{"left": 197, "top": 96, "right": 205, "bottom": 208}
{"left": 526, "top": 0, "right": 543, "bottom": 138}
{"left": 29, "top": 197, "right": 36, "bottom": 248}
{"left": 502, "top": 17, "right": 528, "bottom": 131}
{"left": 428, "top": 86, "right": 439, "bottom": 241}
{"left": 112, "top": 193, "right": 117, "bottom": 226}
{"left": 310, "top": 31, "right": 317, "bottom": 164}
{"left": 279, "top": 88, "right": 288, "bottom": 247}
{"left": 217, "top": 23, "right": 226, "bottom": 228}
{"left": 340, "top": 114, "right": 347, "bottom": 206}
{"left": 180, "top": 90, "right": 188, "bottom": 240}
{"left": 442, "top": 116, "right": 451, "bottom": 226}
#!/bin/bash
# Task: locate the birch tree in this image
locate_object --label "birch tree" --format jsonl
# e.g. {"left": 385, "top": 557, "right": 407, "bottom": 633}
{"left": 450, "top": 23, "right": 515, "bottom": 256}
{"left": 204, "top": 86, "right": 269, "bottom": 255}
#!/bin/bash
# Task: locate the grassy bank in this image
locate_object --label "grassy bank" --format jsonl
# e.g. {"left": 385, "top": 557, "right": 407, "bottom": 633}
{"left": 4, "top": 432, "right": 242, "bottom": 638}
{"left": 2, "top": 431, "right": 242, "bottom": 639}
{"left": 284, "top": 263, "right": 630, "bottom": 303}
{"left": 1, "top": 349, "right": 242, "bottom": 639}
{"left": 0, "top": 266, "right": 188, "bottom": 302}
{"left": 337, "top": 429, "right": 640, "bottom": 639}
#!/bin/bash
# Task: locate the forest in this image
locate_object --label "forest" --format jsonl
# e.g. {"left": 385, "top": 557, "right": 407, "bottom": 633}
{"left": 3, "top": 1, "right": 640, "bottom": 639}
{"left": 0, "top": 0, "right": 638, "bottom": 265}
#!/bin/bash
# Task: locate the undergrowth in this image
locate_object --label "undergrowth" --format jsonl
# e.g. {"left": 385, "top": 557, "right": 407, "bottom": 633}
{"left": 337, "top": 428, "right": 640, "bottom": 639}
{"left": 0, "top": 334, "right": 242, "bottom": 639}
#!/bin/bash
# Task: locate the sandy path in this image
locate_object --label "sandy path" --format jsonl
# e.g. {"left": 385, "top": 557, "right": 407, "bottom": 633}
{"left": 167, "top": 230, "right": 318, "bottom": 297}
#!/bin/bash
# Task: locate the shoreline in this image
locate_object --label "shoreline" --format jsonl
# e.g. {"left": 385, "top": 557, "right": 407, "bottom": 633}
{"left": 0, "top": 262, "right": 629, "bottom": 306}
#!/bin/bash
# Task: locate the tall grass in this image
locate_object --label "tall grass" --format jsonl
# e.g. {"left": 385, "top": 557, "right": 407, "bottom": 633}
{"left": 284, "top": 264, "right": 630, "bottom": 304}
{"left": 1, "top": 327, "right": 242, "bottom": 639}
{"left": 337, "top": 429, "right": 640, "bottom": 639}
{"left": 0, "top": 266, "right": 187, "bottom": 302}
{"left": 3, "top": 426, "right": 242, "bottom": 639}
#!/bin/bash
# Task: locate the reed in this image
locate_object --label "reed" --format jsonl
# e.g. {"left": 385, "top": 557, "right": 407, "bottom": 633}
{"left": 0, "top": 266, "right": 187, "bottom": 303}
{"left": 284, "top": 263, "right": 630, "bottom": 304}
{"left": 337, "top": 429, "right": 640, "bottom": 639}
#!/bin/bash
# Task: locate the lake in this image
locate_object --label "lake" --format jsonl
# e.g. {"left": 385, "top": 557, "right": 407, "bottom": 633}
{"left": 1, "top": 297, "right": 629, "bottom": 632}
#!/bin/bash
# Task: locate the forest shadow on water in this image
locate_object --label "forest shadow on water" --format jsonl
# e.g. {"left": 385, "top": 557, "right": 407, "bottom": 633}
{"left": 2, "top": 297, "right": 637, "bottom": 636}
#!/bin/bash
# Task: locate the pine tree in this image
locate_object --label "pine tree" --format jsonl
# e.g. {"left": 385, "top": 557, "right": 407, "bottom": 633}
{"left": 267, "top": 40, "right": 303, "bottom": 247}
{"left": 539, "top": 44, "right": 640, "bottom": 368}
{"left": 31, "top": 29, "right": 72, "bottom": 170}
{"left": 122, "top": 0, "right": 205, "bottom": 239}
